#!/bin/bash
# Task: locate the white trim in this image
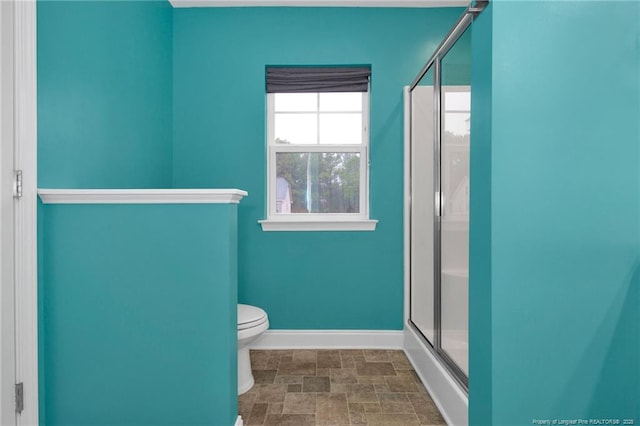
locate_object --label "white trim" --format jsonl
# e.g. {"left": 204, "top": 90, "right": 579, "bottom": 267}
{"left": 404, "top": 326, "right": 467, "bottom": 426}
{"left": 234, "top": 416, "right": 244, "bottom": 426}
{"left": 403, "top": 87, "right": 411, "bottom": 324}
{"left": 37, "top": 188, "right": 248, "bottom": 205}
{"left": 258, "top": 219, "right": 377, "bottom": 231}
{"left": 170, "top": 0, "right": 468, "bottom": 7}
{"left": 14, "top": 1, "right": 38, "bottom": 425}
{"left": 250, "top": 330, "right": 403, "bottom": 349}
{"left": 0, "top": 1, "right": 17, "bottom": 423}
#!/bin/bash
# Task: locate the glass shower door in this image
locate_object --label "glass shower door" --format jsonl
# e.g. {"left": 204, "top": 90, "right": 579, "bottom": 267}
{"left": 439, "top": 27, "right": 471, "bottom": 376}
{"left": 408, "top": 10, "right": 475, "bottom": 390}
{"left": 410, "top": 68, "right": 436, "bottom": 344}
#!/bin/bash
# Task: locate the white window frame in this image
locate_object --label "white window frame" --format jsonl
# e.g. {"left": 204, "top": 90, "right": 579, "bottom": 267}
{"left": 259, "top": 90, "right": 378, "bottom": 231}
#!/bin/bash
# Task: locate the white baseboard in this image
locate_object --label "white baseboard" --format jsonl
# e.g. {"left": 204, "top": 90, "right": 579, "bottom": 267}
{"left": 250, "top": 330, "right": 404, "bottom": 349}
{"left": 234, "top": 415, "right": 243, "bottom": 426}
{"left": 403, "top": 326, "right": 468, "bottom": 426}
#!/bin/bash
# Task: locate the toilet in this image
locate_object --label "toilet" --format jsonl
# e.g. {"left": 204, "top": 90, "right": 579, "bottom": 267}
{"left": 237, "top": 304, "right": 269, "bottom": 395}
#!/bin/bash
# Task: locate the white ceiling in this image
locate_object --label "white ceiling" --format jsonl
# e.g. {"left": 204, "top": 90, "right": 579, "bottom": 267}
{"left": 169, "top": 0, "right": 468, "bottom": 8}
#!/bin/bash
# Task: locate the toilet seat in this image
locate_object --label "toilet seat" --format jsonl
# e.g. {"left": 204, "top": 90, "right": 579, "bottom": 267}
{"left": 238, "top": 304, "right": 267, "bottom": 330}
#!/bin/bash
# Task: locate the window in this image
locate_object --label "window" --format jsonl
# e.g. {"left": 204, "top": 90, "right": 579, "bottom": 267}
{"left": 442, "top": 87, "right": 471, "bottom": 220}
{"left": 260, "top": 67, "right": 378, "bottom": 231}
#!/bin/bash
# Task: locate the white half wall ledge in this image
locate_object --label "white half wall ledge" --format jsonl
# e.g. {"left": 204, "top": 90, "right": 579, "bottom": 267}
{"left": 169, "top": 0, "right": 468, "bottom": 7}
{"left": 250, "top": 330, "right": 404, "bottom": 349}
{"left": 37, "top": 188, "right": 248, "bottom": 205}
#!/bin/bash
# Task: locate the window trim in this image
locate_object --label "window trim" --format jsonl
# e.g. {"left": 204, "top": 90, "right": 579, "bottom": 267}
{"left": 261, "top": 90, "right": 377, "bottom": 231}
{"left": 258, "top": 218, "right": 378, "bottom": 232}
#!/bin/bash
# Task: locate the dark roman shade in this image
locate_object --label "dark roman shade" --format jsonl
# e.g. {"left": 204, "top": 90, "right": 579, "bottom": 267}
{"left": 266, "top": 66, "right": 371, "bottom": 93}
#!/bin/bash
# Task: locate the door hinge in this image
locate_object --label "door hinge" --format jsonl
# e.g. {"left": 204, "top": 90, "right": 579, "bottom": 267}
{"left": 13, "top": 170, "right": 23, "bottom": 199}
{"left": 15, "top": 382, "right": 23, "bottom": 414}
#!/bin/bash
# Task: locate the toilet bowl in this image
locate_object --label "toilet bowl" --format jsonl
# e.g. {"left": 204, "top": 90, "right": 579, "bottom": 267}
{"left": 238, "top": 304, "right": 269, "bottom": 395}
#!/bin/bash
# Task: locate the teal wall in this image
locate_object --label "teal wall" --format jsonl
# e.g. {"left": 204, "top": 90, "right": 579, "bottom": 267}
{"left": 37, "top": 3, "right": 239, "bottom": 424}
{"left": 468, "top": 3, "right": 492, "bottom": 424}
{"left": 37, "top": 0, "right": 173, "bottom": 188}
{"left": 37, "top": 201, "right": 46, "bottom": 425}
{"left": 470, "top": 1, "right": 640, "bottom": 424}
{"left": 41, "top": 203, "right": 238, "bottom": 426}
{"left": 172, "top": 7, "right": 462, "bottom": 329}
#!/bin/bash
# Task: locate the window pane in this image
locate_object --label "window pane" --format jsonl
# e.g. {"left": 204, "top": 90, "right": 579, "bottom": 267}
{"left": 275, "top": 152, "right": 360, "bottom": 214}
{"left": 319, "top": 92, "right": 363, "bottom": 112}
{"left": 274, "top": 113, "right": 317, "bottom": 144}
{"left": 319, "top": 113, "right": 362, "bottom": 144}
{"left": 444, "top": 91, "right": 470, "bottom": 112}
{"left": 274, "top": 93, "right": 318, "bottom": 112}
{"left": 443, "top": 112, "right": 470, "bottom": 141}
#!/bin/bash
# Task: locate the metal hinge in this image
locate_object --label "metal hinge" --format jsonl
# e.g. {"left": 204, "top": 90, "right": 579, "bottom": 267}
{"left": 15, "top": 382, "right": 23, "bottom": 414}
{"left": 13, "top": 170, "right": 22, "bottom": 199}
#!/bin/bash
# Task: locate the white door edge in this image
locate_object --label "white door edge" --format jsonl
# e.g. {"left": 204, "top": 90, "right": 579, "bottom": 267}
{"left": 0, "top": 0, "right": 17, "bottom": 424}
{"left": 12, "top": 1, "right": 38, "bottom": 425}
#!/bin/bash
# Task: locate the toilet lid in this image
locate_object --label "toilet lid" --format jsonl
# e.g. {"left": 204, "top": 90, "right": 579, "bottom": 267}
{"left": 238, "top": 304, "right": 267, "bottom": 330}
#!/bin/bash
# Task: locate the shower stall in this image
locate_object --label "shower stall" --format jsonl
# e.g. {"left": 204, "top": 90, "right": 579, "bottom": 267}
{"left": 404, "top": 2, "right": 486, "bottom": 422}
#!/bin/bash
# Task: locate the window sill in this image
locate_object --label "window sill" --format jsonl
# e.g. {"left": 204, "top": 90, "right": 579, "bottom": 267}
{"left": 258, "top": 219, "right": 378, "bottom": 232}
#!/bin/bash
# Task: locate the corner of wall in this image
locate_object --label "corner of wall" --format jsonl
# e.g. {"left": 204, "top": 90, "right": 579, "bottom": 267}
{"left": 468, "top": 2, "right": 492, "bottom": 425}
{"left": 164, "top": 0, "right": 175, "bottom": 189}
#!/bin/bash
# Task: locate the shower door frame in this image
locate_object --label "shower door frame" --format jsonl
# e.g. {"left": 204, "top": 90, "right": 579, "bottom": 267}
{"left": 407, "top": 0, "right": 487, "bottom": 393}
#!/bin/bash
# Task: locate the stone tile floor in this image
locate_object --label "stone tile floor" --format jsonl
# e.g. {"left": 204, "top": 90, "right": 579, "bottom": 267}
{"left": 238, "top": 349, "right": 447, "bottom": 426}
